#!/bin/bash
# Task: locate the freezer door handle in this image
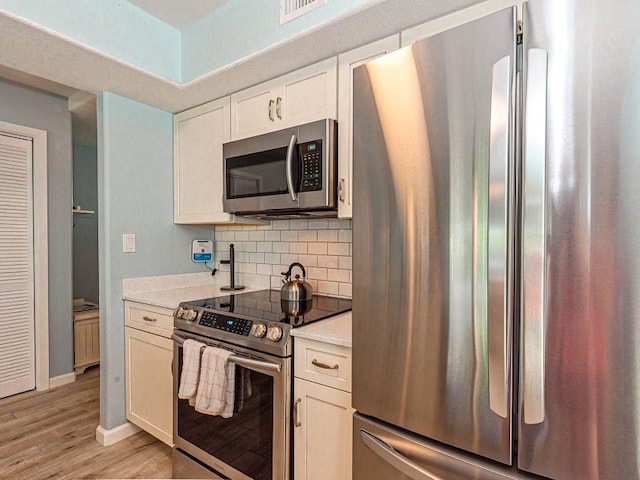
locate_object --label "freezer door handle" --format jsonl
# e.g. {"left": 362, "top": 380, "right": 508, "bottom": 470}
{"left": 360, "top": 430, "right": 445, "bottom": 480}
{"left": 522, "top": 48, "right": 548, "bottom": 425}
{"left": 487, "top": 55, "right": 512, "bottom": 419}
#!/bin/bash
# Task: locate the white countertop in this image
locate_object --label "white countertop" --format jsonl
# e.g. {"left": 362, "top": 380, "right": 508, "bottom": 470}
{"left": 290, "top": 311, "right": 352, "bottom": 348}
{"left": 123, "top": 284, "right": 263, "bottom": 310}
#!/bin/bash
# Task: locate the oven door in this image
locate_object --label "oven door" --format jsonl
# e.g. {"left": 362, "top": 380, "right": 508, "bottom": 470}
{"left": 172, "top": 331, "right": 291, "bottom": 480}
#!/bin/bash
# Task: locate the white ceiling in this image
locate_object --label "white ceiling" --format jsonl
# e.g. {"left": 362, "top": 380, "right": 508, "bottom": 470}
{"left": 127, "top": 0, "right": 231, "bottom": 29}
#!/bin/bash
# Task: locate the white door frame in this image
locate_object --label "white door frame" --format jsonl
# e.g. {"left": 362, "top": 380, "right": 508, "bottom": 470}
{"left": 0, "top": 120, "right": 49, "bottom": 391}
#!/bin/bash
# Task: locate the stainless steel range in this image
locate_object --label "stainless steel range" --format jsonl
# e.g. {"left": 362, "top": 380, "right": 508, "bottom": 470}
{"left": 171, "top": 289, "right": 351, "bottom": 480}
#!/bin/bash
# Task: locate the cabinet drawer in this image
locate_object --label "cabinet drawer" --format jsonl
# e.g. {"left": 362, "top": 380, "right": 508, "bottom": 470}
{"left": 125, "top": 301, "right": 174, "bottom": 337}
{"left": 294, "top": 337, "right": 351, "bottom": 393}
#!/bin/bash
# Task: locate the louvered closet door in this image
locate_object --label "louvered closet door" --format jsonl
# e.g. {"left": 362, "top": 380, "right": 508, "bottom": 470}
{"left": 0, "top": 133, "right": 35, "bottom": 398}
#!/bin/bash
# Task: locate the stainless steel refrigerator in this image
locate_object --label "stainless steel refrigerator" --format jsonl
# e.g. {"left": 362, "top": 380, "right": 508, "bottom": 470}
{"left": 351, "top": 0, "right": 640, "bottom": 479}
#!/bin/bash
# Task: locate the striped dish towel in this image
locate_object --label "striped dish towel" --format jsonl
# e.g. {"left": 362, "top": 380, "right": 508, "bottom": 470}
{"left": 178, "top": 339, "right": 205, "bottom": 402}
{"left": 194, "top": 346, "right": 236, "bottom": 418}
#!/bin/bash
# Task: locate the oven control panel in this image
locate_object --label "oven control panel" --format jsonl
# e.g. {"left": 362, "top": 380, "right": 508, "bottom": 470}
{"left": 199, "top": 310, "right": 253, "bottom": 336}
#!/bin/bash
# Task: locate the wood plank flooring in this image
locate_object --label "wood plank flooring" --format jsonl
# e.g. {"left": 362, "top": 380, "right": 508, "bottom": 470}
{"left": 0, "top": 367, "right": 173, "bottom": 479}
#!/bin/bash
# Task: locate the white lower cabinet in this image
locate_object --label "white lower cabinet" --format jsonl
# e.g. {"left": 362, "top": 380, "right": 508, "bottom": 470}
{"left": 293, "top": 337, "right": 353, "bottom": 480}
{"left": 124, "top": 301, "right": 174, "bottom": 446}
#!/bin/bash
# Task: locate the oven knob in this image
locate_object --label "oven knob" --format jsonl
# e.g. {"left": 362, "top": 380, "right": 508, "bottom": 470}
{"left": 266, "top": 326, "right": 283, "bottom": 342}
{"left": 185, "top": 308, "right": 198, "bottom": 321}
{"left": 251, "top": 323, "right": 267, "bottom": 338}
{"left": 174, "top": 307, "right": 184, "bottom": 318}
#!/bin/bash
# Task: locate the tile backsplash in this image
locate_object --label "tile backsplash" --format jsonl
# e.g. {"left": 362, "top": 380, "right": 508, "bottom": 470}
{"left": 214, "top": 219, "right": 352, "bottom": 298}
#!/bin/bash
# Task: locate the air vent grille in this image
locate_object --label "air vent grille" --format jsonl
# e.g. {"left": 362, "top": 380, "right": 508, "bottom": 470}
{"left": 280, "top": 0, "right": 326, "bottom": 24}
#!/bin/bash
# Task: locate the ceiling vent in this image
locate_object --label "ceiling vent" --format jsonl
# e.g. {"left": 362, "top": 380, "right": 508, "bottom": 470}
{"left": 280, "top": 0, "right": 326, "bottom": 24}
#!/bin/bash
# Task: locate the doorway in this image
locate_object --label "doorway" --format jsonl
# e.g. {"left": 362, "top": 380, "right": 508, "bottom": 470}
{"left": 0, "top": 122, "right": 49, "bottom": 398}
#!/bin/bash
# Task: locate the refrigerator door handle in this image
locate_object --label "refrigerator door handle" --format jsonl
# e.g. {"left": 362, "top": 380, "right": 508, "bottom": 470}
{"left": 360, "top": 430, "right": 445, "bottom": 480}
{"left": 522, "top": 48, "right": 548, "bottom": 425}
{"left": 487, "top": 55, "right": 512, "bottom": 419}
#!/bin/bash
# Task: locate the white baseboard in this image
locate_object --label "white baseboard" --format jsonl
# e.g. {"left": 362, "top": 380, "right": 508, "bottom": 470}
{"left": 49, "top": 372, "right": 76, "bottom": 388}
{"left": 96, "top": 422, "right": 141, "bottom": 446}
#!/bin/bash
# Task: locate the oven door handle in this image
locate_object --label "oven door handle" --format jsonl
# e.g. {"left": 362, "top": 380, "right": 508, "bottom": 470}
{"left": 172, "top": 333, "right": 282, "bottom": 373}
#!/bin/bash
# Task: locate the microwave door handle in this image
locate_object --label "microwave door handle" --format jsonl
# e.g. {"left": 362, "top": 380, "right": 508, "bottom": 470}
{"left": 286, "top": 134, "right": 298, "bottom": 201}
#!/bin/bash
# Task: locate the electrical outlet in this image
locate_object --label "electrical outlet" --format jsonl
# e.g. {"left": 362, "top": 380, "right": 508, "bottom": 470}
{"left": 122, "top": 233, "right": 136, "bottom": 253}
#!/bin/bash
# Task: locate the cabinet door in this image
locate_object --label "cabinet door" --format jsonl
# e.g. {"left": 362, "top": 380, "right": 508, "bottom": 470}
{"left": 293, "top": 378, "right": 354, "bottom": 480}
{"left": 125, "top": 326, "right": 173, "bottom": 446}
{"left": 337, "top": 36, "right": 399, "bottom": 219}
{"left": 174, "top": 97, "right": 232, "bottom": 224}
{"left": 230, "top": 57, "right": 338, "bottom": 140}
{"left": 230, "top": 86, "right": 276, "bottom": 141}
{"left": 73, "top": 317, "right": 99, "bottom": 373}
{"left": 280, "top": 57, "right": 337, "bottom": 130}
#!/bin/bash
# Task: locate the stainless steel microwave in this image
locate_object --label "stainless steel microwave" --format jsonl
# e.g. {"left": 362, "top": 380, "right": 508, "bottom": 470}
{"left": 222, "top": 119, "right": 338, "bottom": 219}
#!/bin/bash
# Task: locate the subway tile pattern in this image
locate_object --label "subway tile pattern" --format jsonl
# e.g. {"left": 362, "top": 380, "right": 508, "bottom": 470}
{"left": 214, "top": 219, "right": 352, "bottom": 298}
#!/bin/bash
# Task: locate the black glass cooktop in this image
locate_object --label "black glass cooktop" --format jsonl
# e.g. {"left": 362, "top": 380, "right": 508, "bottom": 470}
{"left": 186, "top": 289, "right": 352, "bottom": 327}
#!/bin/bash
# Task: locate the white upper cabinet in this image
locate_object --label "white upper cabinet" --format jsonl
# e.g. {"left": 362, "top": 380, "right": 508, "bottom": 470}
{"left": 174, "top": 96, "right": 263, "bottom": 225}
{"left": 230, "top": 57, "right": 338, "bottom": 140}
{"left": 337, "top": 35, "right": 400, "bottom": 219}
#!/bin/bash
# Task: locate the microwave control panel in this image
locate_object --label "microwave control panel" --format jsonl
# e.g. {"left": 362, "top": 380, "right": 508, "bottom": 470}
{"left": 300, "top": 141, "right": 322, "bottom": 191}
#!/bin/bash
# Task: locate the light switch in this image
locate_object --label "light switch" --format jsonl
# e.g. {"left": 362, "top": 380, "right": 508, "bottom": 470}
{"left": 122, "top": 233, "right": 136, "bottom": 253}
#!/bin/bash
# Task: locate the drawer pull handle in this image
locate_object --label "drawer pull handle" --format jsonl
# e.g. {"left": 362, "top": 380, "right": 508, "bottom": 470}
{"left": 293, "top": 398, "right": 302, "bottom": 427}
{"left": 142, "top": 316, "right": 157, "bottom": 322}
{"left": 312, "top": 359, "right": 339, "bottom": 370}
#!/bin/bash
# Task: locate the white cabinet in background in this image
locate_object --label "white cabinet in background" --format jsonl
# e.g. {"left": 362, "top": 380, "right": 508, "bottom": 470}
{"left": 337, "top": 35, "right": 400, "bottom": 219}
{"left": 293, "top": 337, "right": 353, "bottom": 480}
{"left": 230, "top": 57, "right": 338, "bottom": 140}
{"left": 124, "top": 301, "right": 174, "bottom": 446}
{"left": 174, "top": 97, "right": 264, "bottom": 225}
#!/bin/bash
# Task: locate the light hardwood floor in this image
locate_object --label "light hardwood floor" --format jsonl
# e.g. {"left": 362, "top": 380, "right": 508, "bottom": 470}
{"left": 0, "top": 367, "right": 173, "bottom": 479}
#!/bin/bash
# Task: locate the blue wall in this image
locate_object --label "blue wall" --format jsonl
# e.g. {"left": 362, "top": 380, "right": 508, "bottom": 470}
{"left": 0, "top": 0, "right": 181, "bottom": 82}
{"left": 97, "top": 92, "right": 214, "bottom": 429}
{"left": 0, "top": 0, "right": 378, "bottom": 83}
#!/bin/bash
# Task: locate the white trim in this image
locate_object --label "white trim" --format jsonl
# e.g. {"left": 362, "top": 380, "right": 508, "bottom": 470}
{"left": 49, "top": 372, "right": 76, "bottom": 388}
{"left": 0, "top": 121, "right": 49, "bottom": 393}
{"left": 95, "top": 422, "right": 141, "bottom": 446}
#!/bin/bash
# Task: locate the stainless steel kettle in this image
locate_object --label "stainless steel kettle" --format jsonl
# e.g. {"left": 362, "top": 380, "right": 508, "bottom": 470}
{"left": 280, "top": 262, "right": 313, "bottom": 301}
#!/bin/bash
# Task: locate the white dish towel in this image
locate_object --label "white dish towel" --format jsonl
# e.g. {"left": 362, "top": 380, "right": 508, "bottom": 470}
{"left": 195, "top": 346, "right": 236, "bottom": 418}
{"left": 178, "top": 339, "right": 206, "bottom": 403}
